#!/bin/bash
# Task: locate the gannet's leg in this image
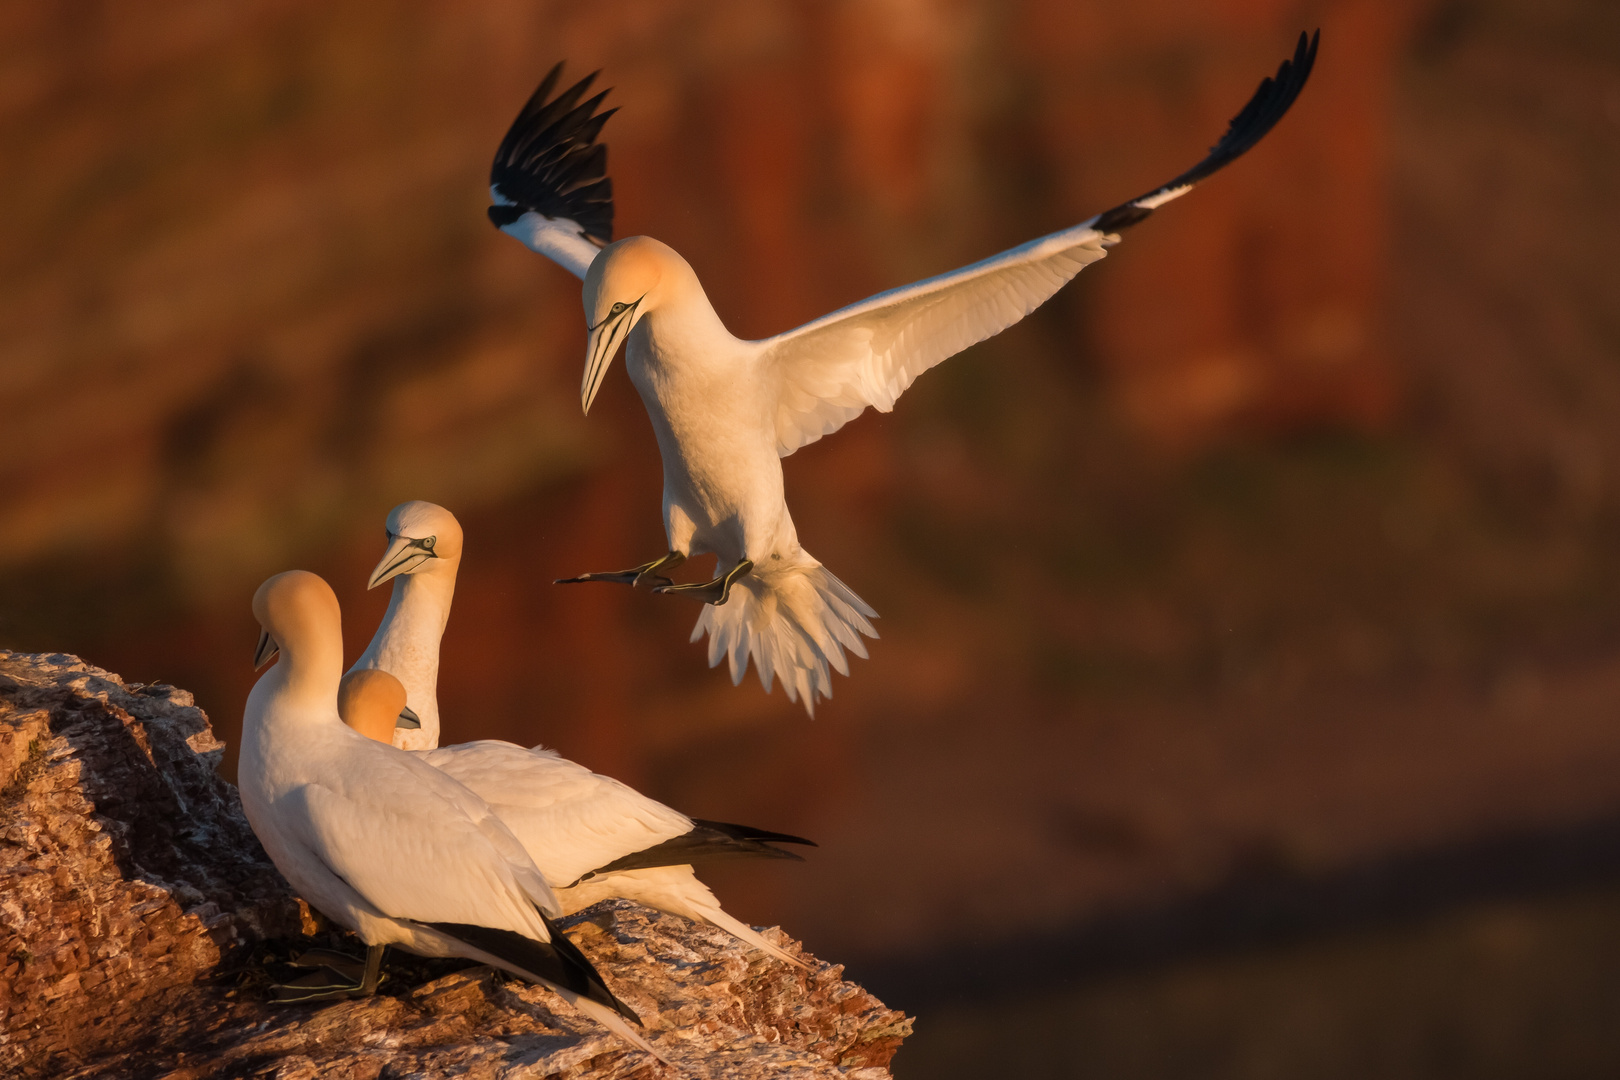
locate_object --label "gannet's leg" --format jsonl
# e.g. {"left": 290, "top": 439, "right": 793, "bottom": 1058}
{"left": 358, "top": 941, "right": 383, "bottom": 995}
{"left": 653, "top": 559, "right": 753, "bottom": 606}
{"left": 271, "top": 943, "right": 386, "bottom": 1002}
{"left": 555, "top": 551, "right": 687, "bottom": 589}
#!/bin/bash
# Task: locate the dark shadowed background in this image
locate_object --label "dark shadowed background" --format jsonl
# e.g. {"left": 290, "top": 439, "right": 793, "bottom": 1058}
{"left": 6, "top": 1, "right": 1620, "bottom": 1076}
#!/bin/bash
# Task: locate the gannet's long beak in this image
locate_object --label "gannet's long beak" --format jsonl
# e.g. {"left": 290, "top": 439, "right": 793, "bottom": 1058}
{"left": 253, "top": 629, "right": 280, "bottom": 670}
{"left": 582, "top": 300, "right": 639, "bottom": 415}
{"left": 396, "top": 705, "right": 422, "bottom": 730}
{"left": 367, "top": 534, "right": 434, "bottom": 590}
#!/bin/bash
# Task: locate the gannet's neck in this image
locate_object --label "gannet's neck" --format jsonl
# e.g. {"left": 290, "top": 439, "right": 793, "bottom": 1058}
{"left": 642, "top": 255, "right": 733, "bottom": 348}
{"left": 245, "top": 632, "right": 345, "bottom": 734}
{"left": 353, "top": 558, "right": 458, "bottom": 746}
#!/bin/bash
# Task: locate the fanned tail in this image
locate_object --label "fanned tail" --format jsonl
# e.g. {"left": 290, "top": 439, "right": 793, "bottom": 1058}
{"left": 690, "top": 554, "right": 877, "bottom": 716}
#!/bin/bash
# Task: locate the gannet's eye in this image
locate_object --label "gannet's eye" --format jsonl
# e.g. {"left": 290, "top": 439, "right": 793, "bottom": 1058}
{"left": 421, "top": 536, "right": 436, "bottom": 550}
{"left": 610, "top": 302, "right": 627, "bottom": 316}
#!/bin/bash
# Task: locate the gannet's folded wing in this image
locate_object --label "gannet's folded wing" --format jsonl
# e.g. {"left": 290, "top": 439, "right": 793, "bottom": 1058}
{"left": 423, "top": 740, "right": 696, "bottom": 886}
{"left": 285, "top": 757, "right": 558, "bottom": 937}
{"left": 488, "top": 63, "right": 615, "bottom": 280}
{"left": 760, "top": 30, "right": 1318, "bottom": 457}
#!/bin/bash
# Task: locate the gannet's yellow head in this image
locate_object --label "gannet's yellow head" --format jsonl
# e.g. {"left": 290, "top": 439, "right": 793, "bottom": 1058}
{"left": 367, "top": 500, "right": 464, "bottom": 589}
{"left": 251, "top": 570, "right": 341, "bottom": 670}
{"left": 337, "top": 669, "right": 410, "bottom": 744}
{"left": 580, "top": 235, "right": 683, "bottom": 413}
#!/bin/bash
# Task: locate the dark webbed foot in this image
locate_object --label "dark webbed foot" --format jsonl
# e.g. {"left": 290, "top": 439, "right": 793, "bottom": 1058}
{"left": 653, "top": 559, "right": 753, "bottom": 606}
{"left": 271, "top": 943, "right": 385, "bottom": 1002}
{"left": 555, "top": 551, "right": 686, "bottom": 590}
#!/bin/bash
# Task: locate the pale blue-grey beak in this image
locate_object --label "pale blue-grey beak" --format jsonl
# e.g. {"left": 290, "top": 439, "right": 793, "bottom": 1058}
{"left": 253, "top": 629, "right": 279, "bottom": 670}
{"left": 581, "top": 298, "right": 640, "bottom": 415}
{"left": 367, "top": 534, "right": 437, "bottom": 590}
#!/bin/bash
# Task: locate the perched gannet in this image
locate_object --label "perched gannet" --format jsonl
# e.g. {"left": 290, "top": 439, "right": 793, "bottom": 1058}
{"left": 238, "top": 570, "right": 658, "bottom": 1057}
{"left": 339, "top": 667, "right": 812, "bottom": 968}
{"left": 355, "top": 501, "right": 816, "bottom": 967}
{"left": 489, "top": 36, "right": 1320, "bottom": 714}
{"left": 349, "top": 499, "right": 461, "bottom": 750}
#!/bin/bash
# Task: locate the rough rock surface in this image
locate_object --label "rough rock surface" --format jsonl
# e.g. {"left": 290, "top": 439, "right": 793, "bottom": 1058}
{"left": 0, "top": 651, "right": 911, "bottom": 1078}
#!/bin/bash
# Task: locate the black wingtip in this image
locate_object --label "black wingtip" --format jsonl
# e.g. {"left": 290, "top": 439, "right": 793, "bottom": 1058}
{"left": 489, "top": 62, "right": 616, "bottom": 244}
{"left": 573, "top": 820, "right": 817, "bottom": 883}
{"left": 1093, "top": 29, "right": 1319, "bottom": 234}
{"left": 691, "top": 818, "right": 819, "bottom": 849}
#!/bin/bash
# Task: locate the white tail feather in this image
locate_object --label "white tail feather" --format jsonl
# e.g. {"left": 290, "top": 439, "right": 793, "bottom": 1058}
{"left": 582, "top": 866, "right": 812, "bottom": 971}
{"left": 562, "top": 992, "right": 669, "bottom": 1064}
{"left": 694, "top": 905, "right": 810, "bottom": 970}
{"left": 690, "top": 554, "right": 877, "bottom": 716}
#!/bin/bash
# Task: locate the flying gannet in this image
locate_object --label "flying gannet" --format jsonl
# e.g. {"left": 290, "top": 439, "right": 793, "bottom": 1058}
{"left": 354, "top": 500, "right": 816, "bottom": 967}
{"left": 238, "top": 570, "right": 658, "bottom": 1058}
{"left": 488, "top": 35, "right": 1319, "bottom": 715}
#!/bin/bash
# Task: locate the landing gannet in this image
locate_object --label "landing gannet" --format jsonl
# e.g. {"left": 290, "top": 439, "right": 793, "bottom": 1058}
{"left": 238, "top": 570, "right": 657, "bottom": 1057}
{"left": 356, "top": 501, "right": 816, "bottom": 966}
{"left": 489, "top": 36, "right": 1319, "bottom": 714}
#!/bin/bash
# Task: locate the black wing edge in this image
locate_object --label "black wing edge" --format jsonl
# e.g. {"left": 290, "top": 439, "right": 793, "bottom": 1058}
{"left": 576, "top": 819, "right": 818, "bottom": 883}
{"left": 488, "top": 62, "right": 616, "bottom": 245}
{"left": 1093, "top": 29, "right": 1319, "bottom": 234}
{"left": 429, "top": 916, "right": 642, "bottom": 1025}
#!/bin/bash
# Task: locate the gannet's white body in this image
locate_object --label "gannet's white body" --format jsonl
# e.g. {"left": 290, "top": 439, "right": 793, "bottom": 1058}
{"left": 489, "top": 37, "right": 1320, "bottom": 714}
{"left": 238, "top": 570, "right": 655, "bottom": 1055}
{"left": 355, "top": 502, "right": 811, "bottom": 967}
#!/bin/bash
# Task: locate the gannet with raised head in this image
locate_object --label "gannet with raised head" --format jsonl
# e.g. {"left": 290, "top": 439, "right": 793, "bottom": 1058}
{"left": 238, "top": 570, "right": 659, "bottom": 1058}
{"left": 490, "top": 36, "right": 1320, "bottom": 714}
{"left": 356, "top": 501, "right": 816, "bottom": 966}
{"left": 349, "top": 499, "right": 461, "bottom": 750}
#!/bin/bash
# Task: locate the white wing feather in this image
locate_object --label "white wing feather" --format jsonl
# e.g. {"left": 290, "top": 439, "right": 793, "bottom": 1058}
{"left": 421, "top": 740, "right": 694, "bottom": 886}
{"left": 758, "top": 29, "right": 1323, "bottom": 456}
{"left": 760, "top": 221, "right": 1115, "bottom": 456}
{"left": 283, "top": 747, "right": 560, "bottom": 936}
{"left": 491, "top": 196, "right": 602, "bottom": 281}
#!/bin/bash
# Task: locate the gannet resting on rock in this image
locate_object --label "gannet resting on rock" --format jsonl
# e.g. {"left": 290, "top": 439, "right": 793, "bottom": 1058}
{"left": 353, "top": 501, "right": 817, "bottom": 968}
{"left": 489, "top": 36, "right": 1320, "bottom": 714}
{"left": 339, "top": 666, "right": 813, "bottom": 968}
{"left": 238, "top": 570, "right": 658, "bottom": 1058}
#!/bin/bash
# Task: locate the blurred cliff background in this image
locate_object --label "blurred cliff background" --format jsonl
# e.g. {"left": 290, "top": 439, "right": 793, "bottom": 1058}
{"left": 5, "top": 0, "right": 1620, "bottom": 1075}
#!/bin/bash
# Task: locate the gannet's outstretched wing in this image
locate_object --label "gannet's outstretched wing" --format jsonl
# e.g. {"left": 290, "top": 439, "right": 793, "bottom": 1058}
{"left": 759, "top": 30, "right": 1318, "bottom": 456}
{"left": 488, "top": 63, "right": 615, "bottom": 279}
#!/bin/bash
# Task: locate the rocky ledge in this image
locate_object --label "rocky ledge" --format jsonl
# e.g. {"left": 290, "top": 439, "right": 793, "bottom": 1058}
{"left": 0, "top": 651, "right": 911, "bottom": 1078}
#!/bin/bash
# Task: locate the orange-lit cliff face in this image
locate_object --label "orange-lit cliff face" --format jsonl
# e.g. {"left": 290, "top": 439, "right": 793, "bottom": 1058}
{"left": 8, "top": 0, "right": 1620, "bottom": 966}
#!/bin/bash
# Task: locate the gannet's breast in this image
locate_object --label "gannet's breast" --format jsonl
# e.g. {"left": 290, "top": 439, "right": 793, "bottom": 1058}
{"left": 626, "top": 320, "right": 785, "bottom": 542}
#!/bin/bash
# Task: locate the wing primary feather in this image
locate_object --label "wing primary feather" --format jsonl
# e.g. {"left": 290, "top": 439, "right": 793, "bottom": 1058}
{"left": 1092, "top": 29, "right": 1319, "bottom": 233}
{"left": 572, "top": 820, "right": 816, "bottom": 883}
{"left": 690, "top": 818, "right": 818, "bottom": 848}
{"left": 427, "top": 915, "right": 641, "bottom": 1024}
{"left": 489, "top": 63, "right": 616, "bottom": 244}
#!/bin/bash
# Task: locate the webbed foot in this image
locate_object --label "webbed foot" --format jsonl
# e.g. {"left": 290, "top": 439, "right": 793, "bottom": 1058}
{"left": 556, "top": 551, "right": 687, "bottom": 590}
{"left": 271, "top": 943, "right": 384, "bottom": 1002}
{"left": 653, "top": 559, "right": 753, "bottom": 606}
